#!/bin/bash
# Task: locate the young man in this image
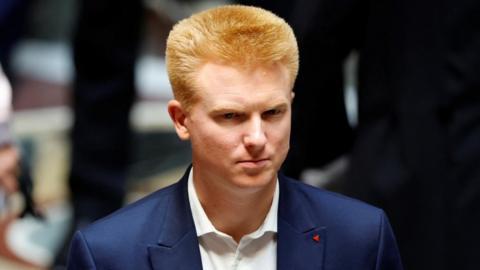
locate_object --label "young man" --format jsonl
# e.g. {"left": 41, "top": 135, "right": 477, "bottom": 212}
{"left": 67, "top": 5, "right": 403, "bottom": 270}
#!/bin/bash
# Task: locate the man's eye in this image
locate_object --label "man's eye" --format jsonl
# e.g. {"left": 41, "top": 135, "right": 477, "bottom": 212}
{"left": 264, "top": 109, "right": 282, "bottom": 116}
{"left": 223, "top": 113, "right": 236, "bottom": 119}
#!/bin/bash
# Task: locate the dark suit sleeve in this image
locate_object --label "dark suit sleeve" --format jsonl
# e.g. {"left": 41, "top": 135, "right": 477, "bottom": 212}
{"left": 67, "top": 231, "right": 97, "bottom": 270}
{"left": 375, "top": 212, "right": 404, "bottom": 270}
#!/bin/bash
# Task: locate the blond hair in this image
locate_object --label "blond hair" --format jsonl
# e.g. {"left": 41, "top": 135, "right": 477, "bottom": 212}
{"left": 166, "top": 5, "right": 299, "bottom": 111}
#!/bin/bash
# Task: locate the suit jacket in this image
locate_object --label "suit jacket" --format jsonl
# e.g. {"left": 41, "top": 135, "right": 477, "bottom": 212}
{"left": 67, "top": 168, "right": 403, "bottom": 270}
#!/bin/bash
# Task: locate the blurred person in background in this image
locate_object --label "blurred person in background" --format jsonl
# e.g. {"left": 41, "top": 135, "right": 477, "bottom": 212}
{"left": 0, "top": 66, "right": 19, "bottom": 199}
{"left": 239, "top": 0, "right": 480, "bottom": 269}
{"left": 0, "top": 0, "right": 31, "bottom": 80}
{"left": 237, "top": 0, "right": 355, "bottom": 179}
{"left": 52, "top": 0, "right": 143, "bottom": 268}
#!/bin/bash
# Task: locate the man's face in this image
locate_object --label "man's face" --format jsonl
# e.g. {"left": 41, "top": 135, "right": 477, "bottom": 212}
{"left": 174, "top": 62, "right": 293, "bottom": 193}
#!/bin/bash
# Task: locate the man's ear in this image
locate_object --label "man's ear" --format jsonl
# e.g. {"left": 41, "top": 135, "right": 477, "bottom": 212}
{"left": 167, "top": 100, "right": 190, "bottom": 140}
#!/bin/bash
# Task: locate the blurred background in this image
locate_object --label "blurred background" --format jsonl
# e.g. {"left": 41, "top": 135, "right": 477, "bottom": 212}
{"left": 0, "top": 0, "right": 211, "bottom": 268}
{"left": 1, "top": 0, "right": 479, "bottom": 269}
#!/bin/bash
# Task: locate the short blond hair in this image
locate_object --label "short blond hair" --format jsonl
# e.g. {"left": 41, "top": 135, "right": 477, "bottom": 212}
{"left": 166, "top": 5, "right": 299, "bottom": 111}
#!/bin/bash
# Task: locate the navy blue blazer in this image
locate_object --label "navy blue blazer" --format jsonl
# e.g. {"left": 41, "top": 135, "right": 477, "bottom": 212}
{"left": 67, "top": 168, "right": 403, "bottom": 269}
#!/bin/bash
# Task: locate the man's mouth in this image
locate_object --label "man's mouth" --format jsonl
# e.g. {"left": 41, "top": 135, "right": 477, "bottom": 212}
{"left": 237, "top": 159, "right": 270, "bottom": 168}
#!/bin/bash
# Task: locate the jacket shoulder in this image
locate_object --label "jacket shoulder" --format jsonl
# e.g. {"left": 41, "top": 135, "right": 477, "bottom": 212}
{"left": 281, "top": 175, "right": 386, "bottom": 228}
{"left": 281, "top": 176, "right": 403, "bottom": 269}
{"left": 80, "top": 181, "right": 180, "bottom": 244}
{"left": 68, "top": 180, "right": 188, "bottom": 269}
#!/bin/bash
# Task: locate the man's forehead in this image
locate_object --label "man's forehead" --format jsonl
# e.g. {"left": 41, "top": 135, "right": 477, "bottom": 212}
{"left": 197, "top": 62, "right": 289, "bottom": 92}
{"left": 195, "top": 61, "right": 290, "bottom": 86}
{"left": 206, "top": 95, "right": 290, "bottom": 111}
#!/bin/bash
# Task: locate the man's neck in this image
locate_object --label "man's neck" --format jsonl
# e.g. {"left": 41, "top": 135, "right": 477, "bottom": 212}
{"left": 192, "top": 171, "right": 277, "bottom": 242}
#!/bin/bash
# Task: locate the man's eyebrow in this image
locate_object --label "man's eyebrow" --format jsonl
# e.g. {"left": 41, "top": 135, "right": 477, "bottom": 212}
{"left": 262, "top": 99, "right": 290, "bottom": 111}
{"left": 267, "top": 102, "right": 289, "bottom": 109}
{"left": 208, "top": 104, "right": 245, "bottom": 114}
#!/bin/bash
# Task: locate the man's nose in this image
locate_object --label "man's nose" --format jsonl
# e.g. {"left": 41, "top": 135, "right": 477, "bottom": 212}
{"left": 243, "top": 116, "right": 267, "bottom": 153}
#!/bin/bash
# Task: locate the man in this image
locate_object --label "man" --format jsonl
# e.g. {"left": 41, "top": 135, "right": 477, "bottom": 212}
{"left": 67, "top": 5, "right": 403, "bottom": 270}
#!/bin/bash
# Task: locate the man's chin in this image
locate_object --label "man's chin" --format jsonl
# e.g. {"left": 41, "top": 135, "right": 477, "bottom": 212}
{"left": 231, "top": 169, "right": 277, "bottom": 190}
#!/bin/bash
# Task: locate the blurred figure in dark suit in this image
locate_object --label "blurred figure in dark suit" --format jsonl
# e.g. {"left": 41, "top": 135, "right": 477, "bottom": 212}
{"left": 239, "top": 0, "right": 480, "bottom": 269}
{"left": 0, "top": 0, "right": 31, "bottom": 80}
{"left": 239, "top": 0, "right": 356, "bottom": 179}
{"left": 68, "top": 0, "right": 141, "bottom": 228}
{"left": 53, "top": 0, "right": 143, "bottom": 268}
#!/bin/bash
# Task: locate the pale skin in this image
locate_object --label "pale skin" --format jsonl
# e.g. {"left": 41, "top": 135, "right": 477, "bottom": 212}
{"left": 168, "top": 62, "right": 294, "bottom": 242}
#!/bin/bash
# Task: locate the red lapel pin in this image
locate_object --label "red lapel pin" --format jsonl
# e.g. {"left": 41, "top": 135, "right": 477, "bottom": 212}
{"left": 312, "top": 234, "right": 320, "bottom": 243}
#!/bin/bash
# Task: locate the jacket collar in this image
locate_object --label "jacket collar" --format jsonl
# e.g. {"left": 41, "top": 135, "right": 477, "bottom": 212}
{"left": 277, "top": 174, "right": 326, "bottom": 270}
{"left": 147, "top": 168, "right": 326, "bottom": 270}
{"left": 147, "top": 166, "right": 203, "bottom": 270}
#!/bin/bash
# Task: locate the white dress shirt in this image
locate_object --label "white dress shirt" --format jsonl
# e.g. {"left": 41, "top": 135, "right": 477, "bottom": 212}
{"left": 187, "top": 170, "right": 279, "bottom": 270}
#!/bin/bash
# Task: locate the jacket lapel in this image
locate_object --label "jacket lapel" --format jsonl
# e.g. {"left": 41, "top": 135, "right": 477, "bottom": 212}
{"left": 147, "top": 167, "right": 203, "bottom": 270}
{"left": 147, "top": 231, "right": 202, "bottom": 270}
{"left": 277, "top": 175, "right": 326, "bottom": 270}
